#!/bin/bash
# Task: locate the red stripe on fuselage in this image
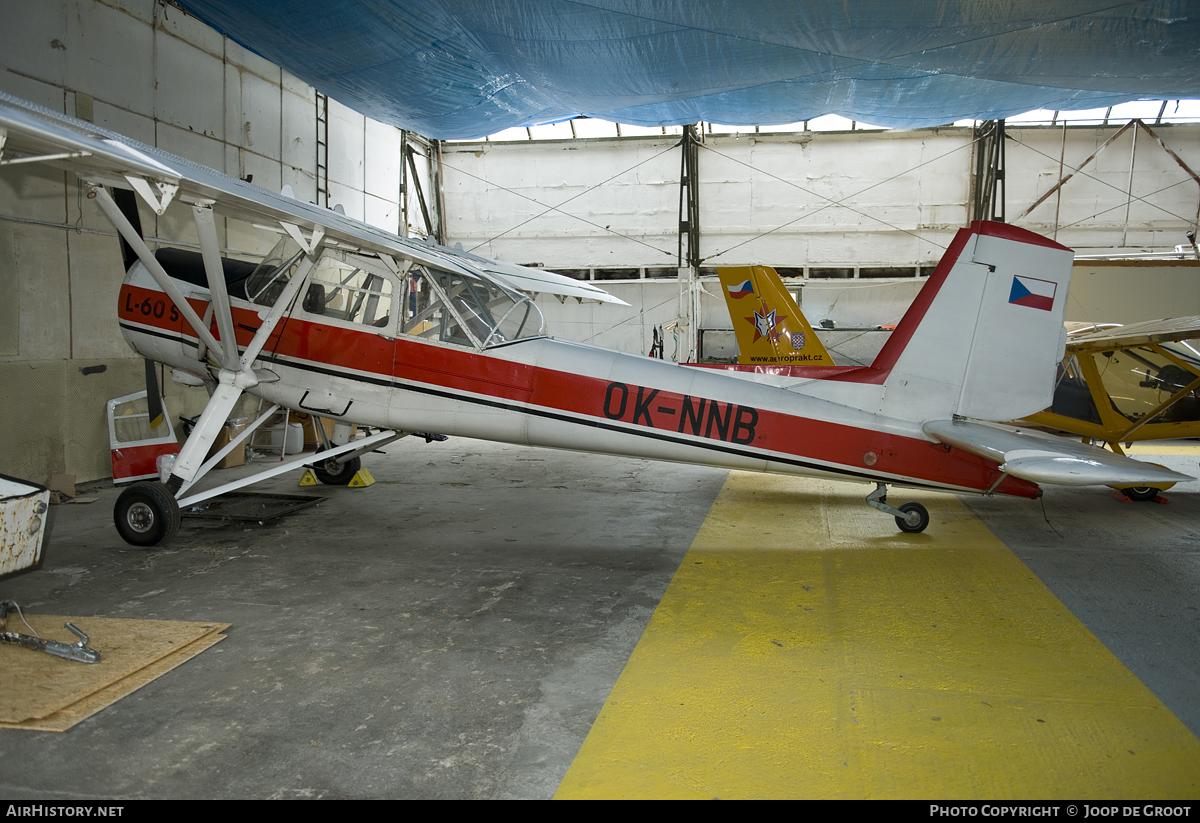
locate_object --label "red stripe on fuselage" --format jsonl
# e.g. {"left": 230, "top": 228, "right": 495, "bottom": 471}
{"left": 522, "top": 369, "right": 1036, "bottom": 497}
{"left": 118, "top": 283, "right": 1037, "bottom": 497}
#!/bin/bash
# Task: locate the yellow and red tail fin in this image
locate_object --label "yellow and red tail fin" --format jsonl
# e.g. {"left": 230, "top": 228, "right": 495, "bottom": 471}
{"left": 716, "top": 266, "right": 833, "bottom": 366}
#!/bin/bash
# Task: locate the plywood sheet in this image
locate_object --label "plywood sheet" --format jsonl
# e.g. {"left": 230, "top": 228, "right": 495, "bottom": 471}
{"left": 0, "top": 616, "right": 229, "bottom": 730}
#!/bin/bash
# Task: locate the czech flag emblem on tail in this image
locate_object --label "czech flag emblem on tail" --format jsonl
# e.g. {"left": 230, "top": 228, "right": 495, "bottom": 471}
{"left": 726, "top": 280, "right": 754, "bottom": 299}
{"left": 1008, "top": 275, "right": 1057, "bottom": 311}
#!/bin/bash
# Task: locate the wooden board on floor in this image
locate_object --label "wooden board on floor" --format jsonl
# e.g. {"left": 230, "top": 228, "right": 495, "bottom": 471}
{"left": 0, "top": 616, "right": 230, "bottom": 731}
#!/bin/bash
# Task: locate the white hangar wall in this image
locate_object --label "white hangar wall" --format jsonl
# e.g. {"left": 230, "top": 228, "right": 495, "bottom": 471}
{"left": 443, "top": 125, "right": 1200, "bottom": 269}
{"left": 443, "top": 130, "right": 966, "bottom": 271}
{"left": 443, "top": 124, "right": 1199, "bottom": 360}
{"left": 0, "top": 0, "right": 412, "bottom": 483}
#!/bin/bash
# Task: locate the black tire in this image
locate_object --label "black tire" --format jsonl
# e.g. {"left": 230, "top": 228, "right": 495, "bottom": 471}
{"left": 1123, "top": 486, "right": 1159, "bottom": 502}
{"left": 895, "top": 501, "right": 929, "bottom": 533}
{"left": 114, "top": 482, "right": 181, "bottom": 547}
{"left": 313, "top": 448, "right": 361, "bottom": 485}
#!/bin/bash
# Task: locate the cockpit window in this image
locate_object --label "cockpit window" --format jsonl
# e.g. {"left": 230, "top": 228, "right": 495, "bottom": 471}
{"left": 1096, "top": 343, "right": 1200, "bottom": 425}
{"left": 245, "top": 236, "right": 305, "bottom": 307}
{"left": 402, "top": 265, "right": 543, "bottom": 348}
{"left": 243, "top": 237, "right": 541, "bottom": 348}
{"left": 1050, "top": 355, "right": 1101, "bottom": 423}
{"left": 305, "top": 257, "right": 394, "bottom": 328}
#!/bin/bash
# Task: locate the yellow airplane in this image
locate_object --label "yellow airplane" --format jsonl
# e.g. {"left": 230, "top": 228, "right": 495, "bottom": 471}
{"left": 715, "top": 266, "right": 834, "bottom": 367}
{"left": 1023, "top": 317, "right": 1200, "bottom": 498}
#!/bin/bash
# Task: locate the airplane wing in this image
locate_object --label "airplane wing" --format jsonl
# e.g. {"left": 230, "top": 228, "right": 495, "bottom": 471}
{"left": 0, "top": 91, "right": 623, "bottom": 306}
{"left": 478, "top": 261, "right": 630, "bottom": 307}
{"left": 923, "top": 419, "right": 1192, "bottom": 487}
{"left": 1064, "top": 316, "right": 1200, "bottom": 355}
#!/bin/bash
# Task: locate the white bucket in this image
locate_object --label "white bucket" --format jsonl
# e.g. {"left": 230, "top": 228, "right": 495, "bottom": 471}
{"left": 285, "top": 422, "right": 304, "bottom": 455}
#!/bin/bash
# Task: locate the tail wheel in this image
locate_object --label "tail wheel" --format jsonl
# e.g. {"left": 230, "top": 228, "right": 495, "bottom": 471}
{"left": 313, "top": 447, "right": 361, "bottom": 486}
{"left": 114, "top": 482, "right": 180, "bottom": 547}
{"left": 895, "top": 501, "right": 929, "bottom": 533}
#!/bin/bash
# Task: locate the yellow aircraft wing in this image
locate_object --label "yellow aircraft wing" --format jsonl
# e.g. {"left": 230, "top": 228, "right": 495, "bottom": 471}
{"left": 716, "top": 266, "right": 833, "bottom": 366}
{"left": 1064, "top": 316, "right": 1200, "bottom": 354}
{"left": 1023, "top": 315, "right": 1200, "bottom": 460}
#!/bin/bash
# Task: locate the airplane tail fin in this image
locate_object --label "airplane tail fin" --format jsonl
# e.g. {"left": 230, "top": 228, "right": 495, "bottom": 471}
{"left": 872, "top": 221, "right": 1074, "bottom": 422}
{"left": 716, "top": 266, "right": 834, "bottom": 366}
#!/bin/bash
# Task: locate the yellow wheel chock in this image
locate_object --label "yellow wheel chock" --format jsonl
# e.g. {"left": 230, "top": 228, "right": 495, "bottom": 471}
{"left": 348, "top": 468, "right": 376, "bottom": 487}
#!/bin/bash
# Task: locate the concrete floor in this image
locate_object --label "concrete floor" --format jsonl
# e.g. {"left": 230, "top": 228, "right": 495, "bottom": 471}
{"left": 1, "top": 439, "right": 1197, "bottom": 799}
{"left": 960, "top": 457, "right": 1200, "bottom": 741}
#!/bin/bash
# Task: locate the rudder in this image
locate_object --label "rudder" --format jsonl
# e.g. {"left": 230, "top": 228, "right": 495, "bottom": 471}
{"left": 876, "top": 222, "right": 1073, "bottom": 422}
{"left": 717, "top": 265, "right": 833, "bottom": 366}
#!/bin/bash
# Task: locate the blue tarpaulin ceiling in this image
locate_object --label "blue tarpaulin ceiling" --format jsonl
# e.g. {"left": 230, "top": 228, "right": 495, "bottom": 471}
{"left": 176, "top": 1, "right": 1200, "bottom": 140}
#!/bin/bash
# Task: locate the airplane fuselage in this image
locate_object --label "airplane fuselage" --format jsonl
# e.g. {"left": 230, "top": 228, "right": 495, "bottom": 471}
{"left": 117, "top": 270, "right": 1039, "bottom": 500}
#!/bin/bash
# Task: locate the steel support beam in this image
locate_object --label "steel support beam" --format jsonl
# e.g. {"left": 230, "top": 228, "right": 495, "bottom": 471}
{"left": 677, "top": 124, "right": 701, "bottom": 270}
{"left": 405, "top": 143, "right": 435, "bottom": 238}
{"left": 972, "top": 119, "right": 1006, "bottom": 223}
{"left": 676, "top": 125, "right": 702, "bottom": 364}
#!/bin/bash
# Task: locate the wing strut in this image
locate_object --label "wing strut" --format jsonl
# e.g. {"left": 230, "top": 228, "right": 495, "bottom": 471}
{"left": 1112, "top": 371, "right": 1200, "bottom": 443}
{"left": 93, "top": 181, "right": 327, "bottom": 493}
{"left": 239, "top": 251, "right": 317, "bottom": 370}
{"left": 280, "top": 221, "right": 325, "bottom": 255}
{"left": 122, "top": 174, "right": 179, "bottom": 215}
{"left": 88, "top": 182, "right": 226, "bottom": 363}
{"left": 165, "top": 249, "right": 319, "bottom": 491}
{"left": 193, "top": 202, "right": 241, "bottom": 373}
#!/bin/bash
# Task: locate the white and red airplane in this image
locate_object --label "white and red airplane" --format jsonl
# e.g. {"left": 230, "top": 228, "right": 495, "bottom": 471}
{"left": 1, "top": 91, "right": 1189, "bottom": 546}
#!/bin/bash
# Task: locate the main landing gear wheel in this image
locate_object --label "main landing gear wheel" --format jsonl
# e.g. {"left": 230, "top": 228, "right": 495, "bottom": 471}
{"left": 1123, "top": 486, "right": 1160, "bottom": 502}
{"left": 312, "top": 447, "right": 361, "bottom": 486}
{"left": 114, "top": 482, "right": 181, "bottom": 547}
{"left": 895, "top": 501, "right": 929, "bottom": 533}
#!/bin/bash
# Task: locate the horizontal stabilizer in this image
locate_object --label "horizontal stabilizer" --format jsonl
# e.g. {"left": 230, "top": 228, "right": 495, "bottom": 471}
{"left": 999, "top": 451, "right": 1187, "bottom": 487}
{"left": 923, "top": 419, "right": 1192, "bottom": 487}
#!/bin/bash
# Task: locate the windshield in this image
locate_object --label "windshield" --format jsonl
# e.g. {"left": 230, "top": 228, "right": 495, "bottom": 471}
{"left": 402, "top": 264, "right": 543, "bottom": 348}
{"left": 245, "top": 236, "right": 305, "bottom": 306}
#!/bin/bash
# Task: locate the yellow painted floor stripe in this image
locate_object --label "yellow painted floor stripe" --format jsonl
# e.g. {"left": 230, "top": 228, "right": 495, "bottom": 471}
{"left": 556, "top": 473, "right": 1200, "bottom": 799}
